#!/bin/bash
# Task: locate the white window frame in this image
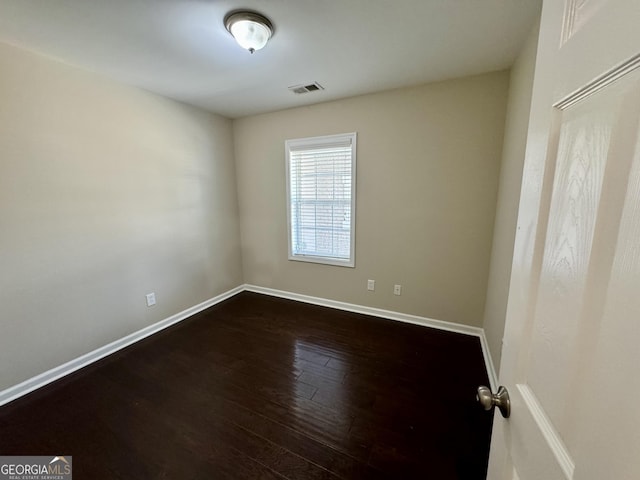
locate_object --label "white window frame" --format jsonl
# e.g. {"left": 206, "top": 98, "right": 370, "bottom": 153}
{"left": 285, "top": 132, "right": 357, "bottom": 268}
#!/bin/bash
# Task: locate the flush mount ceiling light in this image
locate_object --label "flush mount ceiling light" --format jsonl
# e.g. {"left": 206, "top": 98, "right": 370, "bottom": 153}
{"left": 224, "top": 11, "right": 273, "bottom": 54}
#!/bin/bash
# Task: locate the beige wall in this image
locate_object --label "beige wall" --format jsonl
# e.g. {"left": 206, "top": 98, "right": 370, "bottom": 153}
{"left": 0, "top": 42, "right": 243, "bottom": 391}
{"left": 234, "top": 72, "right": 509, "bottom": 326}
{"left": 483, "top": 22, "right": 540, "bottom": 370}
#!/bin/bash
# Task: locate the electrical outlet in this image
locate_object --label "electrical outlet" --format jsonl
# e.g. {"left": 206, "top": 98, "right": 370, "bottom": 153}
{"left": 146, "top": 292, "right": 156, "bottom": 307}
{"left": 394, "top": 285, "right": 402, "bottom": 296}
{"left": 367, "top": 279, "right": 375, "bottom": 291}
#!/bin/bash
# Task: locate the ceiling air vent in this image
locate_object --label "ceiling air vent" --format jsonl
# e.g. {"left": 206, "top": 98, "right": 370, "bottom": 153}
{"left": 288, "top": 82, "right": 324, "bottom": 94}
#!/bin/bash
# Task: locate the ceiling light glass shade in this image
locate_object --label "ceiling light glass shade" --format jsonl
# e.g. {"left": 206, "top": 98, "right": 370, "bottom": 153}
{"left": 225, "top": 12, "right": 273, "bottom": 54}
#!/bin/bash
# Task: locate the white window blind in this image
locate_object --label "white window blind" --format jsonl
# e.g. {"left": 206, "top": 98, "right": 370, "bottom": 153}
{"left": 286, "top": 132, "right": 356, "bottom": 267}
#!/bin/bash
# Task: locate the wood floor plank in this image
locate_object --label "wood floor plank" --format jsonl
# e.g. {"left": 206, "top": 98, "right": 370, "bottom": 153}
{"left": 0, "top": 292, "right": 492, "bottom": 479}
{"left": 205, "top": 397, "right": 387, "bottom": 480}
{"left": 97, "top": 341, "right": 368, "bottom": 462}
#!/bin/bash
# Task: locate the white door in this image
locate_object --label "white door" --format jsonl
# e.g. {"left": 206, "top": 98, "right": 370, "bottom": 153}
{"left": 487, "top": 0, "right": 640, "bottom": 479}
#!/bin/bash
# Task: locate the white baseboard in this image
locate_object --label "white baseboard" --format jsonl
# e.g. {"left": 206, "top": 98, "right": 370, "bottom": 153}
{"left": 0, "top": 283, "right": 498, "bottom": 406}
{"left": 244, "top": 284, "right": 498, "bottom": 390}
{"left": 0, "top": 285, "right": 244, "bottom": 407}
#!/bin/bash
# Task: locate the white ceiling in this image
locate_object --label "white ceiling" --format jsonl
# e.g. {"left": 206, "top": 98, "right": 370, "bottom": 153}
{"left": 0, "top": 0, "right": 541, "bottom": 118}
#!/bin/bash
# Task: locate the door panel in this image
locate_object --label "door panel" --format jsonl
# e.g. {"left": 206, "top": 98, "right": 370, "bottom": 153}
{"left": 527, "top": 85, "right": 612, "bottom": 432}
{"left": 571, "top": 84, "right": 640, "bottom": 479}
{"left": 488, "top": 0, "right": 640, "bottom": 478}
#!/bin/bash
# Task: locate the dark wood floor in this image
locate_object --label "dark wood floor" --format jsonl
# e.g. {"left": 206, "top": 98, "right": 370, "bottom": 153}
{"left": 0, "top": 292, "right": 493, "bottom": 479}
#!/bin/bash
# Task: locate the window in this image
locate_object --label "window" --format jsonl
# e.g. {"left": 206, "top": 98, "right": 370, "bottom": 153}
{"left": 286, "top": 132, "right": 356, "bottom": 267}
